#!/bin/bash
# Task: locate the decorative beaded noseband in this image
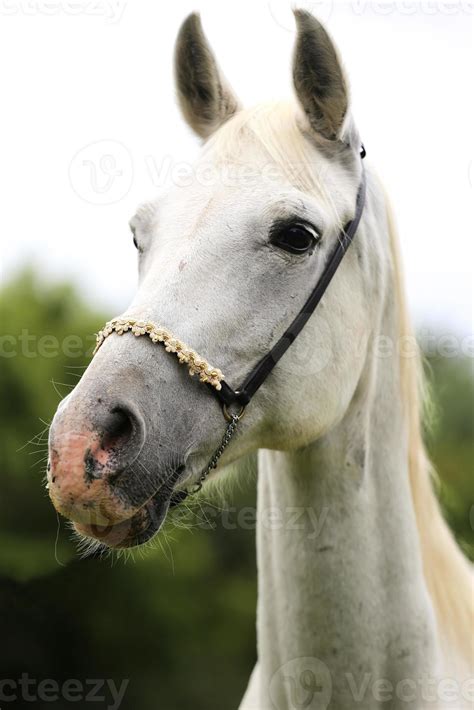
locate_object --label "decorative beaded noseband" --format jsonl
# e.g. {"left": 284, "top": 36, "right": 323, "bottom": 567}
{"left": 92, "top": 149, "right": 366, "bottom": 506}
{"left": 93, "top": 317, "right": 242, "bottom": 504}
{"left": 94, "top": 317, "right": 225, "bottom": 391}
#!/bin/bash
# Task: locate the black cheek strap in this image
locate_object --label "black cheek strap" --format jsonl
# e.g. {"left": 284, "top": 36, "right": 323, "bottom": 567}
{"left": 213, "top": 155, "right": 367, "bottom": 410}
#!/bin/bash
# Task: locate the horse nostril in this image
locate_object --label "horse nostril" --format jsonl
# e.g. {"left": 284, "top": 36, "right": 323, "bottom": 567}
{"left": 101, "top": 407, "right": 135, "bottom": 453}
{"left": 83, "top": 404, "right": 145, "bottom": 481}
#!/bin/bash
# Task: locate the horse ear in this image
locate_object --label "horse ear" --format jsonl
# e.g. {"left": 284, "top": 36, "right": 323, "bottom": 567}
{"left": 174, "top": 13, "right": 240, "bottom": 140}
{"left": 292, "top": 10, "right": 349, "bottom": 141}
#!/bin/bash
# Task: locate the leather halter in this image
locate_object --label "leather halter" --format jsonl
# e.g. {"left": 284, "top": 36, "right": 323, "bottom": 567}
{"left": 213, "top": 148, "right": 367, "bottom": 412}
{"left": 94, "top": 147, "right": 367, "bottom": 503}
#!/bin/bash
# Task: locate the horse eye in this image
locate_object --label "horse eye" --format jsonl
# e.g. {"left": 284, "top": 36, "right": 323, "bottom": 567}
{"left": 130, "top": 225, "right": 139, "bottom": 250}
{"left": 270, "top": 222, "right": 319, "bottom": 254}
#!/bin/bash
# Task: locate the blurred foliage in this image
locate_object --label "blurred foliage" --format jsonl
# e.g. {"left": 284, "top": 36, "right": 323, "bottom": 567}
{"left": 0, "top": 268, "right": 472, "bottom": 709}
{"left": 425, "top": 354, "right": 474, "bottom": 559}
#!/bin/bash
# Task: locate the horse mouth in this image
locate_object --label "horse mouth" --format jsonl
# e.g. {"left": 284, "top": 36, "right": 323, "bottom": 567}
{"left": 74, "top": 492, "right": 171, "bottom": 549}
{"left": 74, "top": 470, "right": 187, "bottom": 550}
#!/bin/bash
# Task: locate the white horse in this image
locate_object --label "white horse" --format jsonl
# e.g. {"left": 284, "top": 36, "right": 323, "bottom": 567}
{"left": 48, "top": 11, "right": 473, "bottom": 709}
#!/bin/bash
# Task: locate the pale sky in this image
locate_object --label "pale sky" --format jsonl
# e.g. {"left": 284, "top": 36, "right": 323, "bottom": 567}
{"left": 1, "top": 1, "right": 472, "bottom": 336}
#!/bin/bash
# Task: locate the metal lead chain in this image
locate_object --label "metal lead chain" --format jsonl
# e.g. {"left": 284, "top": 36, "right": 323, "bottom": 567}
{"left": 187, "top": 414, "right": 241, "bottom": 496}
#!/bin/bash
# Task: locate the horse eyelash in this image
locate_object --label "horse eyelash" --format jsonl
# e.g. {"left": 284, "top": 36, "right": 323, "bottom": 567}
{"left": 269, "top": 217, "right": 322, "bottom": 239}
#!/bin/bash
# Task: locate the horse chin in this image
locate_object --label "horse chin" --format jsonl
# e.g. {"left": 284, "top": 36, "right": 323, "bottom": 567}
{"left": 74, "top": 491, "right": 171, "bottom": 550}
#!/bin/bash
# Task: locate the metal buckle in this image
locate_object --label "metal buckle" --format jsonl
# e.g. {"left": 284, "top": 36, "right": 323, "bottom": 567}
{"left": 223, "top": 391, "right": 246, "bottom": 422}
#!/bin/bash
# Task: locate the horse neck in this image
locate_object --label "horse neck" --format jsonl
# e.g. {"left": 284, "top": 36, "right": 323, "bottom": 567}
{"left": 255, "top": 270, "right": 442, "bottom": 708}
